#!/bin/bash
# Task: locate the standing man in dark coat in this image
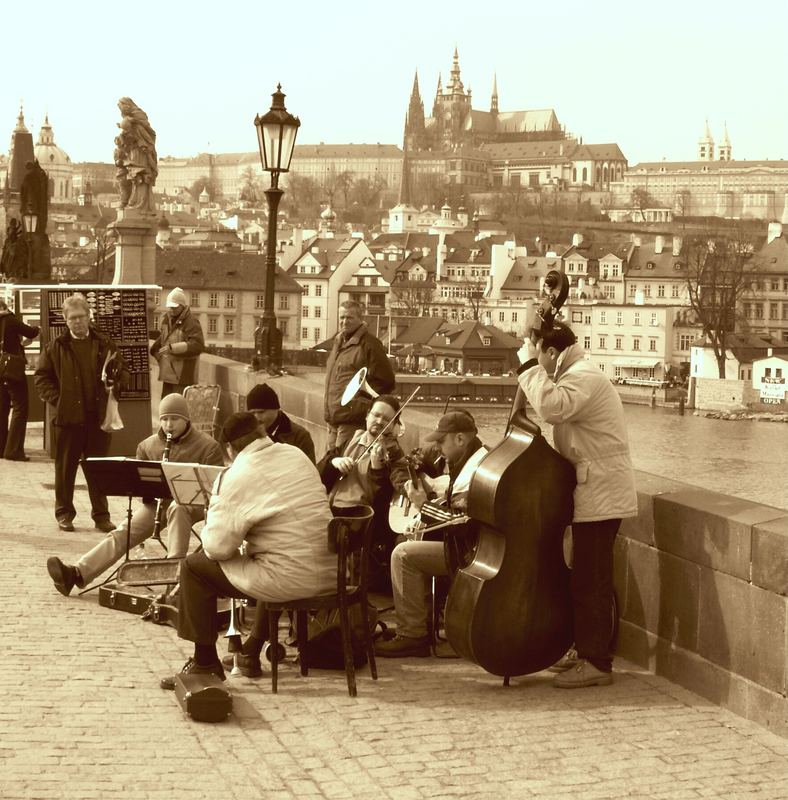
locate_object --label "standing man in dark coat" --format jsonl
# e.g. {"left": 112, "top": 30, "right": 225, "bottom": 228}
{"left": 34, "top": 293, "right": 128, "bottom": 533}
{"left": 0, "top": 299, "right": 40, "bottom": 461}
{"left": 323, "top": 300, "right": 395, "bottom": 453}
{"left": 246, "top": 382, "right": 316, "bottom": 463}
{"left": 151, "top": 287, "right": 205, "bottom": 397}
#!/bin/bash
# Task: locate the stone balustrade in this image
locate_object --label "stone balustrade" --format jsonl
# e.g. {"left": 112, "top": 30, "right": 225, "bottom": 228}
{"left": 171, "top": 353, "right": 787, "bottom": 736}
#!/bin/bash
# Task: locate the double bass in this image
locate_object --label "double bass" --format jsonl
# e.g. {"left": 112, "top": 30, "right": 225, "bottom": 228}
{"left": 444, "top": 270, "right": 577, "bottom": 678}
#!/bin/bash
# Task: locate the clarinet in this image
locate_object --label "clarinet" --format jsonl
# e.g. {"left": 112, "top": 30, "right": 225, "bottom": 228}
{"left": 151, "top": 432, "right": 172, "bottom": 550}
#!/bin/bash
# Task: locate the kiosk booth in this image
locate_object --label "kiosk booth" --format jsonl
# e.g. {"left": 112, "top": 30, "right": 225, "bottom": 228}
{"left": 0, "top": 283, "right": 158, "bottom": 457}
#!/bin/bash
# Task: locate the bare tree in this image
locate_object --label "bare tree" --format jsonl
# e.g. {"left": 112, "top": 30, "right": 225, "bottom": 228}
{"left": 239, "top": 166, "right": 261, "bottom": 203}
{"left": 630, "top": 187, "right": 653, "bottom": 222}
{"left": 389, "top": 280, "right": 436, "bottom": 316}
{"left": 684, "top": 228, "right": 758, "bottom": 378}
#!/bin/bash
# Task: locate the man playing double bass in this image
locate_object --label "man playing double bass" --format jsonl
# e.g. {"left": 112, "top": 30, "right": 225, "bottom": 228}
{"left": 375, "top": 410, "right": 487, "bottom": 658}
{"left": 516, "top": 320, "right": 637, "bottom": 688}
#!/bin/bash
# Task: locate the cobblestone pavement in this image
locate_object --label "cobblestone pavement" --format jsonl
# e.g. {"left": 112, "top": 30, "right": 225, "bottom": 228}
{"left": 2, "top": 431, "right": 787, "bottom": 800}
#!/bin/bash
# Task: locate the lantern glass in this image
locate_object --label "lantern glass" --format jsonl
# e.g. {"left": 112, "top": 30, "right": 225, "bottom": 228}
{"left": 254, "top": 85, "right": 300, "bottom": 174}
{"left": 22, "top": 210, "right": 38, "bottom": 234}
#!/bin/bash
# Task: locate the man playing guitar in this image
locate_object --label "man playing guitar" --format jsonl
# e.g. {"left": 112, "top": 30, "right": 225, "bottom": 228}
{"left": 374, "top": 410, "right": 487, "bottom": 658}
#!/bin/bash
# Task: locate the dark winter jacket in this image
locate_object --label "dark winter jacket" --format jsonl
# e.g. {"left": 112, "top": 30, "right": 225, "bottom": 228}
{"left": 267, "top": 410, "right": 316, "bottom": 464}
{"left": 34, "top": 328, "right": 128, "bottom": 427}
{"left": 324, "top": 323, "right": 395, "bottom": 426}
{"left": 0, "top": 309, "right": 40, "bottom": 358}
{"left": 150, "top": 306, "right": 205, "bottom": 387}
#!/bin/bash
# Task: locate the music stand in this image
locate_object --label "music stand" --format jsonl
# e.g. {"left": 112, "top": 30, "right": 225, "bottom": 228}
{"left": 81, "top": 458, "right": 173, "bottom": 565}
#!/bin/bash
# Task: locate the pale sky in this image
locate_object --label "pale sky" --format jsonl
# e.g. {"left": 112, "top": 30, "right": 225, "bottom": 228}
{"left": 3, "top": 0, "right": 787, "bottom": 167}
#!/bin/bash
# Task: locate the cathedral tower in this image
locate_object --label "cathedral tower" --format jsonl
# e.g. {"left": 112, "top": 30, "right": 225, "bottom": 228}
{"left": 718, "top": 122, "right": 732, "bottom": 161}
{"left": 698, "top": 119, "right": 714, "bottom": 161}
{"left": 405, "top": 71, "right": 426, "bottom": 151}
{"left": 490, "top": 73, "right": 499, "bottom": 114}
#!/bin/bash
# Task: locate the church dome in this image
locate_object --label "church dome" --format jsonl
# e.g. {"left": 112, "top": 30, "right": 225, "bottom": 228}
{"left": 34, "top": 115, "right": 71, "bottom": 167}
{"left": 320, "top": 204, "right": 336, "bottom": 221}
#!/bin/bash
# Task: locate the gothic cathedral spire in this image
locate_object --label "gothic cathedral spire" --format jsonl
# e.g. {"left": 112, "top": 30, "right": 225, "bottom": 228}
{"left": 490, "top": 72, "right": 499, "bottom": 114}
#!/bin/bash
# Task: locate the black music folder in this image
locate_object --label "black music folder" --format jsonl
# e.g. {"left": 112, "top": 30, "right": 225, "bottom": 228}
{"left": 82, "top": 457, "right": 172, "bottom": 500}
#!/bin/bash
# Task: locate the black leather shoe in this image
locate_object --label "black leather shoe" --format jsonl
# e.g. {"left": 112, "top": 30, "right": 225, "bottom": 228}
{"left": 374, "top": 634, "right": 431, "bottom": 658}
{"left": 47, "top": 556, "right": 78, "bottom": 596}
{"left": 160, "top": 657, "right": 226, "bottom": 690}
{"left": 94, "top": 518, "right": 116, "bottom": 533}
{"left": 221, "top": 652, "right": 263, "bottom": 678}
{"left": 56, "top": 517, "right": 75, "bottom": 532}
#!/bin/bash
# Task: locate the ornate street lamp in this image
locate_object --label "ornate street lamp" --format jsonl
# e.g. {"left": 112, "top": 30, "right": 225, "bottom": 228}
{"left": 21, "top": 205, "right": 38, "bottom": 279}
{"left": 253, "top": 84, "right": 300, "bottom": 372}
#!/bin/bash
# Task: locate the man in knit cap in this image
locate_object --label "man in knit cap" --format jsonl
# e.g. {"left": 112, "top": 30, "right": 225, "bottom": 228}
{"left": 151, "top": 287, "right": 205, "bottom": 397}
{"left": 46, "top": 393, "right": 225, "bottom": 597}
{"left": 246, "top": 382, "right": 315, "bottom": 463}
{"left": 159, "top": 411, "right": 335, "bottom": 689}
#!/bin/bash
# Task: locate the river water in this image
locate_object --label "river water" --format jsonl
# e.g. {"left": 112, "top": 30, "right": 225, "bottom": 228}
{"left": 468, "top": 405, "right": 788, "bottom": 512}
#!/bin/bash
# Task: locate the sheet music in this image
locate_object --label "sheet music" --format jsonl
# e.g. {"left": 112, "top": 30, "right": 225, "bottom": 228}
{"left": 161, "top": 463, "right": 225, "bottom": 507}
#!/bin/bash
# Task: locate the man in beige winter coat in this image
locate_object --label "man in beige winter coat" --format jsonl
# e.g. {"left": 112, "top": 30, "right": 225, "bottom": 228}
{"left": 517, "top": 321, "right": 637, "bottom": 689}
{"left": 160, "top": 412, "right": 335, "bottom": 689}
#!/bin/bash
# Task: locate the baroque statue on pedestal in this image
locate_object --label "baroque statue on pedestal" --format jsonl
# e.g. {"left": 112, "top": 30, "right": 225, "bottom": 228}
{"left": 115, "top": 97, "right": 158, "bottom": 213}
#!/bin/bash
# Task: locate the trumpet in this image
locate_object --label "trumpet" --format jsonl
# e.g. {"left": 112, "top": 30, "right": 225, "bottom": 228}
{"left": 151, "top": 432, "right": 172, "bottom": 550}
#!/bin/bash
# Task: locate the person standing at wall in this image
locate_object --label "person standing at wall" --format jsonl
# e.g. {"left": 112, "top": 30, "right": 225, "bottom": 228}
{"left": 323, "top": 299, "right": 395, "bottom": 453}
{"left": 0, "top": 299, "right": 40, "bottom": 461}
{"left": 151, "top": 287, "right": 205, "bottom": 397}
{"left": 34, "top": 293, "right": 128, "bottom": 533}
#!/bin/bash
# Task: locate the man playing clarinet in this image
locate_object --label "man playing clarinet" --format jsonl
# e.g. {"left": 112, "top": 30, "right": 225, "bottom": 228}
{"left": 46, "top": 394, "right": 224, "bottom": 596}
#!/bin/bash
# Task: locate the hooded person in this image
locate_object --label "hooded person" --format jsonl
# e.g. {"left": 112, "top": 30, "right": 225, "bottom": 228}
{"left": 159, "top": 412, "right": 336, "bottom": 689}
{"left": 151, "top": 287, "right": 205, "bottom": 396}
{"left": 45, "top": 392, "right": 225, "bottom": 597}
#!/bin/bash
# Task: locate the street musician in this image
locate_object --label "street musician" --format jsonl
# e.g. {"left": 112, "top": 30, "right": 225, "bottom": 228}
{"left": 375, "top": 410, "right": 487, "bottom": 658}
{"left": 46, "top": 393, "right": 224, "bottom": 596}
{"left": 160, "top": 412, "right": 335, "bottom": 689}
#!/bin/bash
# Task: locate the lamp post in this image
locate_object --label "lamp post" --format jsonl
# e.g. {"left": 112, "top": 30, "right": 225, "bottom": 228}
{"left": 21, "top": 205, "right": 38, "bottom": 280}
{"left": 253, "top": 84, "right": 300, "bottom": 373}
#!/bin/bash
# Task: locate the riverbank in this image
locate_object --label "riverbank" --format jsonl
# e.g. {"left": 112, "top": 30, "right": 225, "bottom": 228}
{"left": 698, "top": 410, "right": 788, "bottom": 422}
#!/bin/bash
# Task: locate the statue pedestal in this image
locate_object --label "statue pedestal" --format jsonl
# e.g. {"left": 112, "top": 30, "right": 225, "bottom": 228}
{"left": 111, "top": 209, "right": 158, "bottom": 285}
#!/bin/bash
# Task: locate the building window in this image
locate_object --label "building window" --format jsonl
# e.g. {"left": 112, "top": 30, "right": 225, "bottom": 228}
{"left": 598, "top": 336, "right": 606, "bottom": 349}
{"left": 612, "top": 264, "right": 620, "bottom": 278}
{"left": 584, "top": 314, "right": 591, "bottom": 325}
{"left": 672, "top": 285, "right": 680, "bottom": 298}
{"left": 743, "top": 303, "right": 752, "bottom": 318}
{"left": 755, "top": 304, "right": 764, "bottom": 319}
{"left": 658, "top": 285, "right": 665, "bottom": 298}
{"left": 278, "top": 295, "right": 289, "bottom": 310}
{"left": 614, "top": 366, "right": 621, "bottom": 377}
{"left": 629, "top": 284, "right": 637, "bottom": 297}
{"left": 314, "top": 307, "right": 322, "bottom": 318}
{"left": 679, "top": 334, "right": 692, "bottom": 350}
{"left": 301, "top": 327, "right": 308, "bottom": 340}
{"left": 208, "top": 316, "right": 218, "bottom": 334}
{"left": 482, "top": 337, "right": 491, "bottom": 346}
{"left": 583, "top": 336, "right": 591, "bottom": 350}
{"left": 573, "top": 311, "right": 583, "bottom": 323}
{"left": 600, "top": 311, "right": 607, "bottom": 324}
{"left": 224, "top": 317, "right": 234, "bottom": 334}
{"left": 279, "top": 320, "right": 288, "bottom": 337}
{"left": 190, "top": 292, "right": 200, "bottom": 307}
{"left": 770, "top": 303, "right": 778, "bottom": 319}
{"left": 649, "top": 339, "right": 657, "bottom": 351}
{"left": 315, "top": 285, "right": 322, "bottom": 297}
{"left": 615, "top": 337, "right": 623, "bottom": 350}
{"left": 302, "top": 306, "right": 309, "bottom": 318}
{"left": 314, "top": 328, "right": 320, "bottom": 341}
{"left": 511, "top": 312, "right": 518, "bottom": 322}
{"left": 225, "top": 293, "right": 235, "bottom": 309}
{"left": 633, "top": 338, "right": 641, "bottom": 351}
{"left": 255, "top": 294, "right": 265, "bottom": 309}
{"left": 644, "top": 285, "right": 651, "bottom": 297}
{"left": 634, "top": 312, "right": 641, "bottom": 326}
{"left": 604, "top": 285, "right": 615, "bottom": 299}
{"left": 616, "top": 311, "right": 623, "bottom": 325}
{"left": 651, "top": 313, "right": 658, "bottom": 326}
{"left": 209, "top": 292, "right": 219, "bottom": 308}
{"left": 499, "top": 312, "right": 505, "bottom": 322}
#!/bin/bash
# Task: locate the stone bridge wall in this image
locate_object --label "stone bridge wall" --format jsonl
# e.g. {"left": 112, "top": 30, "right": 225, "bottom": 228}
{"left": 169, "top": 355, "right": 787, "bottom": 737}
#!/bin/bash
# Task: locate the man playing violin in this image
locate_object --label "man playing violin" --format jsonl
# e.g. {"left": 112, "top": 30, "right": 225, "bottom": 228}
{"left": 375, "top": 410, "right": 487, "bottom": 658}
{"left": 320, "top": 394, "right": 409, "bottom": 511}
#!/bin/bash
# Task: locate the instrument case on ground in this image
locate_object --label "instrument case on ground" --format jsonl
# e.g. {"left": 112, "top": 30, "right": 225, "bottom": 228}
{"left": 174, "top": 673, "right": 232, "bottom": 722}
{"left": 98, "top": 584, "right": 230, "bottom": 629}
